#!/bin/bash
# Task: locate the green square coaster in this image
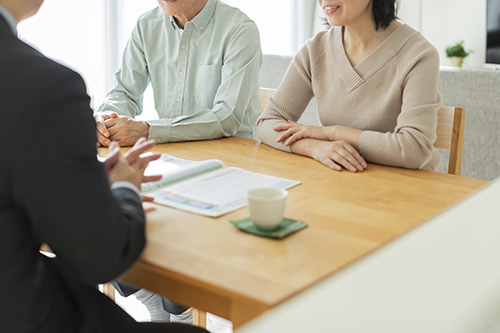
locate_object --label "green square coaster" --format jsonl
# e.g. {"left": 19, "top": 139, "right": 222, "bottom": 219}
{"left": 230, "top": 217, "right": 308, "bottom": 239}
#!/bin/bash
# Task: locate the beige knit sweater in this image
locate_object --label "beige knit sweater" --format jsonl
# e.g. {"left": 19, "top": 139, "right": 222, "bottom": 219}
{"left": 257, "top": 24, "right": 442, "bottom": 170}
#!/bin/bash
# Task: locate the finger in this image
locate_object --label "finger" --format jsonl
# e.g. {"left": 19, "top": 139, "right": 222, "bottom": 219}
{"left": 125, "top": 153, "right": 143, "bottom": 177}
{"left": 143, "top": 175, "right": 162, "bottom": 183}
{"left": 96, "top": 120, "right": 110, "bottom": 138}
{"left": 352, "top": 151, "right": 368, "bottom": 169}
{"left": 276, "top": 128, "right": 299, "bottom": 143}
{"left": 129, "top": 136, "right": 146, "bottom": 150}
{"left": 136, "top": 156, "right": 149, "bottom": 176}
{"left": 284, "top": 131, "right": 306, "bottom": 146}
{"left": 124, "top": 138, "right": 156, "bottom": 164}
{"left": 135, "top": 136, "right": 147, "bottom": 145}
{"left": 97, "top": 142, "right": 119, "bottom": 163}
{"left": 335, "top": 147, "right": 361, "bottom": 171}
{"left": 97, "top": 131, "right": 111, "bottom": 147}
{"left": 147, "top": 153, "right": 161, "bottom": 162}
{"left": 108, "top": 141, "right": 120, "bottom": 151}
{"left": 129, "top": 137, "right": 149, "bottom": 156}
{"left": 331, "top": 151, "right": 359, "bottom": 173}
{"left": 342, "top": 144, "right": 367, "bottom": 171}
{"left": 350, "top": 152, "right": 367, "bottom": 171}
{"left": 101, "top": 143, "right": 121, "bottom": 174}
{"left": 104, "top": 117, "right": 121, "bottom": 127}
{"left": 103, "top": 153, "right": 119, "bottom": 175}
{"left": 142, "top": 195, "right": 155, "bottom": 202}
{"left": 101, "top": 111, "right": 119, "bottom": 118}
{"left": 321, "top": 157, "right": 342, "bottom": 171}
{"left": 139, "top": 153, "right": 161, "bottom": 168}
{"left": 273, "top": 123, "right": 292, "bottom": 132}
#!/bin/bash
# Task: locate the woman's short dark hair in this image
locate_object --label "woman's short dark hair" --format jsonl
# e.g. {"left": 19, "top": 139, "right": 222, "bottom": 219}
{"left": 372, "top": 0, "right": 399, "bottom": 30}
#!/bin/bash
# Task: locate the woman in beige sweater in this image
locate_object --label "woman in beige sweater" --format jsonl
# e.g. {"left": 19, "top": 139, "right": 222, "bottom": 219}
{"left": 257, "top": 0, "right": 442, "bottom": 172}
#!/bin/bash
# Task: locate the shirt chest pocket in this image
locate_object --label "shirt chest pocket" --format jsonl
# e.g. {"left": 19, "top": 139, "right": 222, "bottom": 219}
{"left": 195, "top": 64, "right": 222, "bottom": 107}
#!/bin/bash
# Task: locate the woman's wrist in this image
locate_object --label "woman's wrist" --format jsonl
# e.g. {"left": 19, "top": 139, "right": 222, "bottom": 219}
{"left": 290, "top": 138, "right": 322, "bottom": 158}
{"left": 327, "top": 126, "right": 362, "bottom": 151}
{"left": 325, "top": 125, "right": 339, "bottom": 141}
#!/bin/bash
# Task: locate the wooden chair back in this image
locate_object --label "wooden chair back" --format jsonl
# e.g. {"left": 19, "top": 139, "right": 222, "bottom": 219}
{"left": 434, "top": 106, "right": 465, "bottom": 175}
{"left": 260, "top": 88, "right": 276, "bottom": 112}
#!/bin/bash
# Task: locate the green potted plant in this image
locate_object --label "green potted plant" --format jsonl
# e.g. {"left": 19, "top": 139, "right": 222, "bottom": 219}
{"left": 445, "top": 41, "right": 473, "bottom": 67}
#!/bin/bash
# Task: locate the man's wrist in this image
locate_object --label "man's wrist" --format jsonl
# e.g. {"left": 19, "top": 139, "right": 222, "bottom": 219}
{"left": 141, "top": 121, "right": 151, "bottom": 139}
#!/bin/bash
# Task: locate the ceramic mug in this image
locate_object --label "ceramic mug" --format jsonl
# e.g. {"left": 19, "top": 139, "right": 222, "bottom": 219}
{"left": 247, "top": 188, "right": 288, "bottom": 231}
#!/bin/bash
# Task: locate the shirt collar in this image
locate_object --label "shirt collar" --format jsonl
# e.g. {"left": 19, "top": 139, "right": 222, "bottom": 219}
{"left": 168, "top": 0, "right": 215, "bottom": 32}
{"left": 0, "top": 4, "right": 18, "bottom": 35}
{"left": 169, "top": 15, "right": 181, "bottom": 30}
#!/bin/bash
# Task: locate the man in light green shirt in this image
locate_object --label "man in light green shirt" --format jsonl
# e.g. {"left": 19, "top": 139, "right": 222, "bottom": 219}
{"left": 98, "top": 0, "right": 262, "bottom": 323}
{"left": 96, "top": 0, "right": 262, "bottom": 147}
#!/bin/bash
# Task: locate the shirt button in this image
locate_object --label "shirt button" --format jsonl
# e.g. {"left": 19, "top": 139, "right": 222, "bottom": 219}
{"left": 179, "top": 71, "right": 184, "bottom": 76}
{"left": 200, "top": 26, "right": 204, "bottom": 30}
{"left": 176, "top": 97, "right": 181, "bottom": 102}
{"left": 156, "top": 139, "right": 161, "bottom": 143}
{"left": 181, "top": 44, "right": 186, "bottom": 49}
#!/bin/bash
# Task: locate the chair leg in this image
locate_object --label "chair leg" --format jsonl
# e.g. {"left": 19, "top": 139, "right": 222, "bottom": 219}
{"left": 192, "top": 308, "right": 207, "bottom": 328}
{"left": 102, "top": 283, "right": 115, "bottom": 302}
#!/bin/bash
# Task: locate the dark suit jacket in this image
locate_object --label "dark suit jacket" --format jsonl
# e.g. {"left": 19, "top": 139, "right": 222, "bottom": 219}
{"left": 0, "top": 16, "right": 146, "bottom": 333}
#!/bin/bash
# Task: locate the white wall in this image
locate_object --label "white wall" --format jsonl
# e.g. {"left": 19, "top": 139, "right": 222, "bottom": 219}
{"left": 19, "top": 0, "right": 107, "bottom": 107}
{"left": 398, "top": 0, "right": 487, "bottom": 67}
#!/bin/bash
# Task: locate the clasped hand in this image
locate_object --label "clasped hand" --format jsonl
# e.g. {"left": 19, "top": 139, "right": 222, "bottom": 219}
{"left": 274, "top": 120, "right": 333, "bottom": 146}
{"left": 274, "top": 120, "right": 367, "bottom": 173}
{"left": 96, "top": 112, "right": 150, "bottom": 147}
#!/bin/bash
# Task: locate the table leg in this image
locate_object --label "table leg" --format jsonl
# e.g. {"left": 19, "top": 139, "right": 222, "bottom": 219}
{"left": 102, "top": 283, "right": 115, "bottom": 302}
{"left": 193, "top": 308, "right": 207, "bottom": 328}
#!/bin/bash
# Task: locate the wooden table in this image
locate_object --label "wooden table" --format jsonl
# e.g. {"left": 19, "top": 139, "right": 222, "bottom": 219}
{"left": 238, "top": 177, "right": 500, "bottom": 333}
{"left": 116, "top": 137, "right": 488, "bottom": 328}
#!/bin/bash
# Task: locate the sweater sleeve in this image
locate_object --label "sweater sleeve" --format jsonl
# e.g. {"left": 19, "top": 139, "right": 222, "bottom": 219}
{"left": 257, "top": 42, "right": 316, "bottom": 152}
{"left": 358, "top": 43, "right": 442, "bottom": 170}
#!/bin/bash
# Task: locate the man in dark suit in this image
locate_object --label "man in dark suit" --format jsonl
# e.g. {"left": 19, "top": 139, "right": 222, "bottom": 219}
{"left": 0, "top": 1, "right": 208, "bottom": 332}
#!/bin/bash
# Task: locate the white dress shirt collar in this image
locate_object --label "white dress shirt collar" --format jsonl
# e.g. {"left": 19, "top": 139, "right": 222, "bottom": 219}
{"left": 0, "top": 4, "right": 18, "bottom": 35}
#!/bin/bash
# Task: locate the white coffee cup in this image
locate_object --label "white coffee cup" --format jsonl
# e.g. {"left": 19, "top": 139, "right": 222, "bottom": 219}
{"left": 247, "top": 188, "right": 288, "bottom": 231}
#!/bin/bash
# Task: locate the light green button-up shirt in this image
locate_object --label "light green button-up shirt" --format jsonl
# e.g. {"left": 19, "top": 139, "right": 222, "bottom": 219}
{"left": 97, "top": 0, "right": 262, "bottom": 143}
